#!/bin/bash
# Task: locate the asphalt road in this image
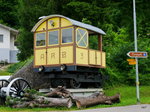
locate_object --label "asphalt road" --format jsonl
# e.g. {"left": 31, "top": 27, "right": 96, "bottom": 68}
{"left": 70, "top": 104, "right": 150, "bottom": 112}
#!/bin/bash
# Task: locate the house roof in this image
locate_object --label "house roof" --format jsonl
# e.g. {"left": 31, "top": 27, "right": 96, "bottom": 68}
{"left": 31, "top": 15, "right": 106, "bottom": 35}
{"left": 0, "top": 24, "right": 19, "bottom": 34}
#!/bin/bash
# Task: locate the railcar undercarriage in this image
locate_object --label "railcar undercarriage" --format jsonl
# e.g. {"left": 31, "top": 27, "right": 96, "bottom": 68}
{"left": 36, "top": 66, "right": 103, "bottom": 88}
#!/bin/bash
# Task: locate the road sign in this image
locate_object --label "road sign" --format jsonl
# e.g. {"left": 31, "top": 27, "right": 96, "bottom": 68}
{"left": 127, "top": 59, "right": 136, "bottom": 65}
{"left": 129, "top": 61, "right": 136, "bottom": 65}
{"left": 127, "top": 59, "right": 136, "bottom": 62}
{"left": 127, "top": 51, "right": 148, "bottom": 58}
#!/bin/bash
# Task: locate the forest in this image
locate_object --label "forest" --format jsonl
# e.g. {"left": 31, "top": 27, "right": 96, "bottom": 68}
{"left": 0, "top": 0, "right": 150, "bottom": 86}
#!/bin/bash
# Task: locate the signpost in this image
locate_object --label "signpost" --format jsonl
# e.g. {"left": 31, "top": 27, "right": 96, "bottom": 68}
{"left": 127, "top": 51, "right": 148, "bottom": 58}
{"left": 128, "top": 0, "right": 149, "bottom": 104}
{"left": 133, "top": 0, "right": 139, "bottom": 104}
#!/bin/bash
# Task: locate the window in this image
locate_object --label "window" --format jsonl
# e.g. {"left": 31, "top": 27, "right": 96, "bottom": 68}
{"left": 36, "top": 33, "right": 46, "bottom": 46}
{"left": 0, "top": 34, "right": 3, "bottom": 43}
{"left": 76, "top": 28, "right": 88, "bottom": 47}
{"left": 49, "top": 30, "right": 58, "bottom": 45}
{"left": 62, "top": 28, "right": 73, "bottom": 43}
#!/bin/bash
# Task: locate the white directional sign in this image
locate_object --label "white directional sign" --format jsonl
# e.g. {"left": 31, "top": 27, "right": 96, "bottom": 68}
{"left": 127, "top": 51, "right": 148, "bottom": 58}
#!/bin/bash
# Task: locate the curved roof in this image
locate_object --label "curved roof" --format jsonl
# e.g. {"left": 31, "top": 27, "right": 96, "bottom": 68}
{"left": 31, "top": 15, "right": 106, "bottom": 35}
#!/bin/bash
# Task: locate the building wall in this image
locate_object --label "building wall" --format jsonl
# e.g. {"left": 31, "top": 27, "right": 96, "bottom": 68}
{"left": 0, "top": 48, "right": 10, "bottom": 63}
{"left": 10, "top": 33, "right": 18, "bottom": 50}
{"left": 0, "top": 27, "right": 10, "bottom": 49}
{"left": 0, "top": 27, "right": 19, "bottom": 63}
{"left": 10, "top": 50, "right": 19, "bottom": 63}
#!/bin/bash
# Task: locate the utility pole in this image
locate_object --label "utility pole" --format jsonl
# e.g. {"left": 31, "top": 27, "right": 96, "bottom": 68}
{"left": 133, "top": 0, "right": 140, "bottom": 103}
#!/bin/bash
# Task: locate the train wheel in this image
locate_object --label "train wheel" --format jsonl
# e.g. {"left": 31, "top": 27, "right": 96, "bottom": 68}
{"left": 70, "top": 79, "right": 81, "bottom": 89}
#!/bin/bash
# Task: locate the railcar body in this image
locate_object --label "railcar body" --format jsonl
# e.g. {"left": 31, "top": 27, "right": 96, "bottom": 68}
{"left": 31, "top": 15, "right": 106, "bottom": 88}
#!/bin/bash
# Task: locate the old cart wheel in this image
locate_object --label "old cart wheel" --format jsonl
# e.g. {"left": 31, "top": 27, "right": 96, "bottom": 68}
{"left": 70, "top": 79, "right": 81, "bottom": 89}
{"left": 6, "top": 78, "right": 31, "bottom": 98}
{"left": 0, "top": 79, "right": 9, "bottom": 89}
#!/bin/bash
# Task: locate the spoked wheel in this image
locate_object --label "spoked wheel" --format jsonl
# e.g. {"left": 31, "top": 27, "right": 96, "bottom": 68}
{"left": 0, "top": 79, "right": 9, "bottom": 89}
{"left": 70, "top": 79, "right": 81, "bottom": 89}
{"left": 6, "top": 78, "right": 31, "bottom": 98}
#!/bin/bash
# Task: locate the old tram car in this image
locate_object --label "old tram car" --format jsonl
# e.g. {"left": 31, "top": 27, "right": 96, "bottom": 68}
{"left": 31, "top": 15, "right": 106, "bottom": 88}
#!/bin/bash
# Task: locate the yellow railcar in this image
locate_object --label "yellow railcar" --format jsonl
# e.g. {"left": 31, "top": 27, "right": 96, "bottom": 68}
{"left": 31, "top": 15, "right": 106, "bottom": 88}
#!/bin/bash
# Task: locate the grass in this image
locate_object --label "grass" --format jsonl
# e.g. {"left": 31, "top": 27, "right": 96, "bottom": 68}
{"left": 0, "top": 56, "right": 33, "bottom": 76}
{"left": 0, "top": 70, "right": 11, "bottom": 76}
{"left": 6, "top": 56, "right": 33, "bottom": 74}
{"left": 0, "top": 86, "right": 149, "bottom": 111}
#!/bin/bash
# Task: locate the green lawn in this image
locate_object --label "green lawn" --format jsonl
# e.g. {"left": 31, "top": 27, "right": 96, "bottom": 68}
{"left": 0, "top": 86, "right": 149, "bottom": 111}
{"left": 0, "top": 71, "right": 11, "bottom": 76}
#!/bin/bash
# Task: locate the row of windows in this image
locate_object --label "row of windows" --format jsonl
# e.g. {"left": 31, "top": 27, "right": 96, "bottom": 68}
{"left": 36, "top": 28, "right": 88, "bottom": 48}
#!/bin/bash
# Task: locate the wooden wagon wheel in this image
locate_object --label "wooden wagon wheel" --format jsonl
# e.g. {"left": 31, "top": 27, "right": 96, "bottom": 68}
{"left": 0, "top": 79, "right": 9, "bottom": 89}
{"left": 70, "top": 79, "right": 81, "bottom": 89}
{"left": 6, "top": 78, "right": 31, "bottom": 98}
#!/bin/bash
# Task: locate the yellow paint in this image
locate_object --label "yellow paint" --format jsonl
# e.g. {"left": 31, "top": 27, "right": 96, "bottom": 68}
{"left": 47, "top": 48, "right": 59, "bottom": 65}
{"left": 76, "top": 48, "right": 88, "bottom": 65}
{"left": 102, "top": 52, "right": 106, "bottom": 67}
{"left": 96, "top": 51, "right": 101, "bottom": 65}
{"left": 89, "top": 50, "right": 96, "bottom": 65}
{"left": 36, "top": 21, "right": 46, "bottom": 31}
{"left": 61, "top": 18, "right": 72, "bottom": 27}
{"left": 35, "top": 49, "right": 46, "bottom": 66}
{"left": 48, "top": 17, "right": 59, "bottom": 29}
{"left": 60, "top": 46, "right": 73, "bottom": 64}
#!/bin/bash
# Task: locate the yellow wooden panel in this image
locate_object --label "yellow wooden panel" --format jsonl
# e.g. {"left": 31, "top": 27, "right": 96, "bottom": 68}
{"left": 76, "top": 48, "right": 88, "bottom": 65}
{"left": 47, "top": 48, "right": 59, "bottom": 65}
{"left": 36, "top": 21, "right": 46, "bottom": 31}
{"left": 60, "top": 46, "right": 73, "bottom": 64}
{"left": 35, "top": 49, "right": 46, "bottom": 66}
{"left": 102, "top": 52, "right": 106, "bottom": 67}
{"left": 89, "top": 50, "right": 96, "bottom": 65}
{"left": 96, "top": 51, "right": 101, "bottom": 65}
{"left": 61, "top": 18, "right": 72, "bottom": 27}
{"left": 48, "top": 17, "right": 59, "bottom": 29}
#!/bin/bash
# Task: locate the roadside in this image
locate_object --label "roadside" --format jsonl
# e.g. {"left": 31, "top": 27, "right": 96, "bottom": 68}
{"left": 70, "top": 104, "right": 150, "bottom": 112}
{"left": 0, "top": 64, "right": 12, "bottom": 76}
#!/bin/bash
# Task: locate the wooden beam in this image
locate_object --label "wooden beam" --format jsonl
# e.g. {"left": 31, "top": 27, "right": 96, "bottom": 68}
{"left": 98, "top": 35, "right": 102, "bottom": 51}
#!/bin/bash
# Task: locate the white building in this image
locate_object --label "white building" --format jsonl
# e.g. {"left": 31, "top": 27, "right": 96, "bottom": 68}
{"left": 0, "top": 24, "right": 19, "bottom": 63}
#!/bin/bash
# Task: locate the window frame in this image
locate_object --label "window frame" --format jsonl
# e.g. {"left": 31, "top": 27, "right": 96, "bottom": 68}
{"left": 0, "top": 34, "right": 3, "bottom": 43}
{"left": 76, "top": 27, "right": 88, "bottom": 48}
{"left": 35, "top": 32, "right": 46, "bottom": 48}
{"left": 61, "top": 27, "right": 74, "bottom": 45}
{"left": 48, "top": 29, "right": 59, "bottom": 46}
